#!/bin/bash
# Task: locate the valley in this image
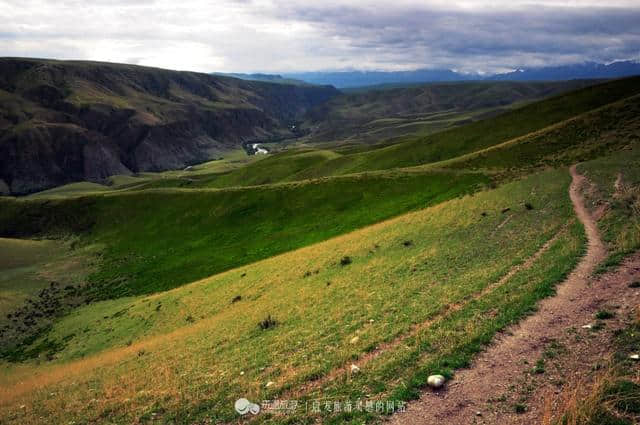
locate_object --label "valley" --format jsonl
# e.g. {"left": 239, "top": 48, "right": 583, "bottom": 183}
{"left": 0, "top": 69, "right": 639, "bottom": 424}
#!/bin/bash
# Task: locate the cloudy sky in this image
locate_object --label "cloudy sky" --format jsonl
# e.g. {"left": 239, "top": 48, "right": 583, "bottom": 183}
{"left": 1, "top": 0, "right": 639, "bottom": 74}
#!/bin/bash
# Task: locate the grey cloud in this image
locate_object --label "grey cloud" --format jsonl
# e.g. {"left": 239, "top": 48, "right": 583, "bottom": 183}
{"left": 0, "top": 0, "right": 638, "bottom": 73}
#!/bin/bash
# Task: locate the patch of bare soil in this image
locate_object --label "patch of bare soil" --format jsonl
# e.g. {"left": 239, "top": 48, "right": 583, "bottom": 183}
{"left": 389, "top": 165, "right": 640, "bottom": 425}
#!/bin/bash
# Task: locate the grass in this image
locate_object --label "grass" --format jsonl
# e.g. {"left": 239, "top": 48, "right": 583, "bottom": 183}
{"left": 0, "top": 170, "right": 488, "bottom": 299}
{"left": 0, "top": 75, "right": 638, "bottom": 424}
{"left": 0, "top": 238, "right": 62, "bottom": 319}
{"left": 442, "top": 94, "right": 640, "bottom": 177}
{"left": 0, "top": 168, "right": 583, "bottom": 424}
{"left": 548, "top": 323, "right": 640, "bottom": 425}
{"left": 577, "top": 146, "right": 640, "bottom": 272}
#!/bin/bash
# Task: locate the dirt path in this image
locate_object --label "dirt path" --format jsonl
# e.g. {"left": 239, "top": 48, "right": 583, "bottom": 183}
{"left": 389, "top": 165, "right": 640, "bottom": 425}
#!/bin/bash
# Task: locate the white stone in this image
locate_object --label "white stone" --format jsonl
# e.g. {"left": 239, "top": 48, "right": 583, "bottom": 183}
{"left": 350, "top": 336, "right": 360, "bottom": 344}
{"left": 427, "top": 374, "right": 446, "bottom": 389}
{"left": 266, "top": 381, "right": 275, "bottom": 388}
{"left": 629, "top": 354, "right": 640, "bottom": 360}
{"left": 350, "top": 364, "right": 360, "bottom": 373}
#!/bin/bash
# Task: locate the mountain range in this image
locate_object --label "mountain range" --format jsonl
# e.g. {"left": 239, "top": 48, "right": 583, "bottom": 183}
{"left": 274, "top": 61, "right": 640, "bottom": 88}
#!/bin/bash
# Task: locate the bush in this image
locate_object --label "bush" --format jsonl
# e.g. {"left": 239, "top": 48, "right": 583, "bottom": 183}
{"left": 259, "top": 315, "right": 277, "bottom": 330}
{"left": 340, "top": 256, "right": 352, "bottom": 266}
{"left": 596, "top": 310, "right": 615, "bottom": 320}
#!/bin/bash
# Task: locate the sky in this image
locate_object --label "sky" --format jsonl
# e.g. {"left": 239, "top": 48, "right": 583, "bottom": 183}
{"left": 1, "top": 0, "right": 639, "bottom": 74}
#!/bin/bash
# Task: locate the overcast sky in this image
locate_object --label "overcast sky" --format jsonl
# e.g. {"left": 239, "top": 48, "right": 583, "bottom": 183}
{"left": 1, "top": 0, "right": 639, "bottom": 74}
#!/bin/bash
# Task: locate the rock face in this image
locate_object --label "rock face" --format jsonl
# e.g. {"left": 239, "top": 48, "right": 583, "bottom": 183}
{"left": 0, "top": 58, "right": 339, "bottom": 194}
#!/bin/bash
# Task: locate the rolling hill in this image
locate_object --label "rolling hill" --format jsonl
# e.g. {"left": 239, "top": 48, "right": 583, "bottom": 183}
{"left": 300, "top": 80, "right": 598, "bottom": 145}
{"left": 0, "top": 74, "right": 639, "bottom": 424}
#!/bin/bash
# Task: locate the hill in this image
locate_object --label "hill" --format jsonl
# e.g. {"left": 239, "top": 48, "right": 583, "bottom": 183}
{"left": 0, "top": 58, "right": 339, "bottom": 195}
{"left": 125, "top": 77, "right": 639, "bottom": 189}
{"left": 0, "top": 75, "right": 639, "bottom": 424}
{"left": 301, "top": 80, "right": 597, "bottom": 145}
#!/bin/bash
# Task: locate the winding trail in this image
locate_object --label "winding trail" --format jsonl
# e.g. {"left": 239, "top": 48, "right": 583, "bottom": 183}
{"left": 388, "top": 165, "right": 640, "bottom": 425}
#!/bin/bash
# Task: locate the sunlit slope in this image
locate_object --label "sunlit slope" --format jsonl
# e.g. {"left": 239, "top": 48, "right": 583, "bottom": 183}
{"left": 0, "top": 168, "right": 582, "bottom": 424}
{"left": 0, "top": 170, "right": 487, "bottom": 299}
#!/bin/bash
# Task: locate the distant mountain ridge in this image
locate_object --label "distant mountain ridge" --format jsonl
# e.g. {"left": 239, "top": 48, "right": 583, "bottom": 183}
{"left": 261, "top": 60, "right": 640, "bottom": 88}
{"left": 488, "top": 61, "right": 640, "bottom": 81}
{"left": 212, "top": 72, "right": 311, "bottom": 86}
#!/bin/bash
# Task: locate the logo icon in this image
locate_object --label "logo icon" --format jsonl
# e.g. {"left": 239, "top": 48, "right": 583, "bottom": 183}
{"left": 235, "top": 398, "right": 260, "bottom": 415}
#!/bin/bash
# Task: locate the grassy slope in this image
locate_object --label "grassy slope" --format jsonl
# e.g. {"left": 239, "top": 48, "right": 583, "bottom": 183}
{"left": 440, "top": 94, "right": 640, "bottom": 174}
{"left": 301, "top": 80, "right": 597, "bottom": 145}
{"left": 554, "top": 321, "right": 640, "bottom": 425}
{"left": 287, "top": 77, "right": 640, "bottom": 180}
{"left": 0, "top": 168, "right": 582, "bottom": 424}
{"left": 578, "top": 146, "right": 640, "bottom": 270}
{"left": 0, "top": 171, "right": 487, "bottom": 299}
{"left": 0, "top": 238, "right": 62, "bottom": 319}
{"left": 24, "top": 149, "right": 259, "bottom": 199}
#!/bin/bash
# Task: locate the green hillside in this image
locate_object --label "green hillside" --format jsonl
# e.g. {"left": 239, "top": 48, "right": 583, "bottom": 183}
{"left": 0, "top": 167, "right": 584, "bottom": 424}
{"left": 0, "top": 76, "right": 639, "bottom": 425}
{"left": 1, "top": 171, "right": 487, "bottom": 300}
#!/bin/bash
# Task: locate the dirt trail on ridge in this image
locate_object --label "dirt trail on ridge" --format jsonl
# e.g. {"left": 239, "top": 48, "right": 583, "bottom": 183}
{"left": 389, "top": 165, "right": 640, "bottom": 425}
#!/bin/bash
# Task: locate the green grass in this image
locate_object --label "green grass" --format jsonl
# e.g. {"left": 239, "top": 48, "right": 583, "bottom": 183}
{"left": 578, "top": 145, "right": 640, "bottom": 271}
{"left": 0, "top": 168, "right": 582, "bottom": 424}
{"left": 0, "top": 170, "right": 488, "bottom": 299}
{"left": 442, "top": 94, "right": 640, "bottom": 176}
{"left": 0, "top": 238, "right": 62, "bottom": 319}
{"left": 0, "top": 75, "right": 638, "bottom": 425}
{"left": 26, "top": 182, "right": 111, "bottom": 199}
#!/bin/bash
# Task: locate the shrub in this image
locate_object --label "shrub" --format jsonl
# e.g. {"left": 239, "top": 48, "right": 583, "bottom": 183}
{"left": 340, "top": 256, "right": 352, "bottom": 266}
{"left": 259, "top": 315, "right": 277, "bottom": 330}
{"left": 596, "top": 310, "right": 615, "bottom": 320}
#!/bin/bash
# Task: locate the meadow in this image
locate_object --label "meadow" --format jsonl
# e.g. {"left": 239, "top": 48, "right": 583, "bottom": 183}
{"left": 0, "top": 168, "right": 583, "bottom": 424}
